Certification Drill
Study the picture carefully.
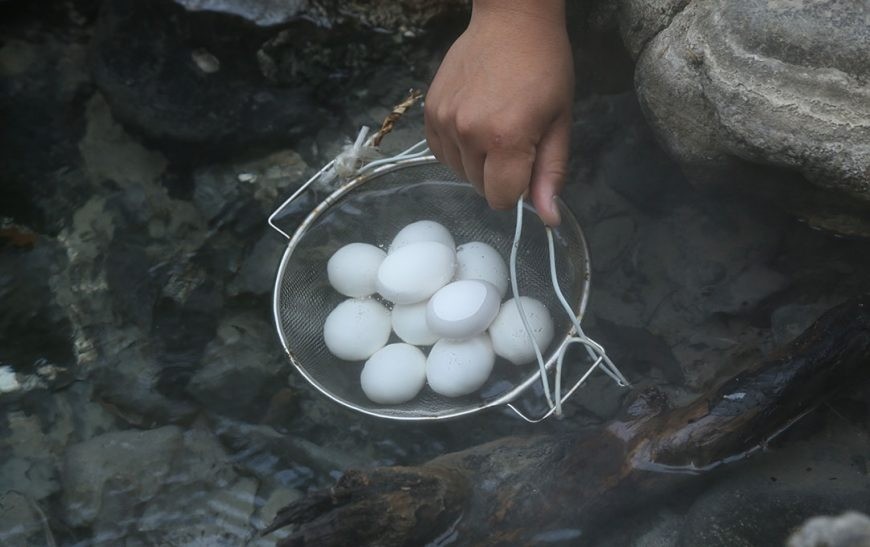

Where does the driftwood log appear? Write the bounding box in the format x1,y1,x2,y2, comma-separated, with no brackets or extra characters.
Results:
265,296,870,546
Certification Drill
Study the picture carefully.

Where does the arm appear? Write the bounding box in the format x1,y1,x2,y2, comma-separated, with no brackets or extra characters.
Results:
425,0,574,226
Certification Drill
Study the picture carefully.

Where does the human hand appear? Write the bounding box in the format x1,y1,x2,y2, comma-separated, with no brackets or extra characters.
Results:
425,0,574,226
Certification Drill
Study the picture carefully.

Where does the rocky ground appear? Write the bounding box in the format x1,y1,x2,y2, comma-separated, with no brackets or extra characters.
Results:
1,1,869,545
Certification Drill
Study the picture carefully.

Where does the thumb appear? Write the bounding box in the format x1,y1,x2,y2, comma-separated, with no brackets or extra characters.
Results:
530,116,571,226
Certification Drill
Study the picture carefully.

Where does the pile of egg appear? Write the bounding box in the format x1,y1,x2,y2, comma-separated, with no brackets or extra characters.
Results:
323,220,555,405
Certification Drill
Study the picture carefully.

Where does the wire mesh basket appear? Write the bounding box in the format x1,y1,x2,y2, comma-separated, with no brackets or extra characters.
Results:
269,154,611,421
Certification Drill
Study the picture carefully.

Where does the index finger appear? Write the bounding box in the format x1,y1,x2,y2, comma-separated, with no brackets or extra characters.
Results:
482,149,535,210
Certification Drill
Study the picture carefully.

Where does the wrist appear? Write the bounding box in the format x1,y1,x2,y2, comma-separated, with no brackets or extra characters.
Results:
471,0,566,29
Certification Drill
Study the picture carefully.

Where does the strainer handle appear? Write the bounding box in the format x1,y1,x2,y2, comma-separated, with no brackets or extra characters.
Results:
505,354,606,423
267,138,431,240
268,160,338,239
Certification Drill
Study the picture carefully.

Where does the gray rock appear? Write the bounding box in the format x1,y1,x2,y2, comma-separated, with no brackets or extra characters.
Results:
588,216,636,273
573,373,627,421
704,264,790,316
187,311,290,420
0,491,51,547
0,235,72,369
622,0,870,234
251,485,302,545
192,149,307,228
677,440,870,546
616,0,689,58
174,0,470,29
90,0,329,150
61,424,254,542
788,512,870,547
61,426,183,527
227,230,286,296
137,476,258,546
771,303,832,347
174,0,309,26
214,418,368,485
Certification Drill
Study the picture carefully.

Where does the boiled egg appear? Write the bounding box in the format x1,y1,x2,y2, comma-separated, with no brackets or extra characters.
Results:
426,334,495,397
489,297,555,365
455,241,509,297
389,220,455,252
360,343,427,404
426,280,500,339
376,241,456,304
392,301,439,346
327,243,386,298
323,298,391,361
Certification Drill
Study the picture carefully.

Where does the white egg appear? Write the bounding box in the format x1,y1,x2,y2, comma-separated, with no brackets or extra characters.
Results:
389,220,455,252
376,241,456,304
323,298,391,361
455,241,510,298
327,243,386,298
360,343,427,404
426,280,501,339
489,297,555,365
426,334,495,397
392,301,439,346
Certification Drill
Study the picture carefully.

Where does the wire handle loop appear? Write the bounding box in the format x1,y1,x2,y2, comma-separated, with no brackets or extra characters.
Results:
509,197,630,420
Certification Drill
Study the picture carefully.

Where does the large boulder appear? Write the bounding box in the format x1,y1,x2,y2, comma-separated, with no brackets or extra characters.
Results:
173,0,470,29
616,0,870,236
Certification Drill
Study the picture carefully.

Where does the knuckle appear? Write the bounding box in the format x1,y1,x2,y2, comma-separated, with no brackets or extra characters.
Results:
486,186,522,211
435,105,452,125
487,196,514,211
487,126,525,152
453,110,477,139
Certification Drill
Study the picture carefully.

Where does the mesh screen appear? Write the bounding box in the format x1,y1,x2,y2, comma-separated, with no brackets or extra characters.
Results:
275,160,589,419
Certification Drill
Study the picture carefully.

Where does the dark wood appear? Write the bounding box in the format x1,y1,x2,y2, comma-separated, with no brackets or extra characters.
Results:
266,296,870,546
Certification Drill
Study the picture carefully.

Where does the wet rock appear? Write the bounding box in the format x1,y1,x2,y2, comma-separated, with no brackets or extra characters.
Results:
596,508,685,547
0,411,61,501
615,0,689,58
0,362,74,405
588,215,636,273
254,486,302,528
174,0,309,26
61,426,183,527
0,365,20,396
771,303,832,347
251,485,302,545
61,424,255,542
0,29,92,231
79,94,168,188
788,512,870,547
0,491,49,547
704,264,789,316
49,93,223,423
174,0,470,30
0,235,73,368
0,381,118,510
261,387,301,427
226,230,286,296
574,373,628,421
137,476,258,545
90,0,329,150
677,440,870,546
626,0,870,234
214,418,368,487
187,311,289,420
192,148,307,231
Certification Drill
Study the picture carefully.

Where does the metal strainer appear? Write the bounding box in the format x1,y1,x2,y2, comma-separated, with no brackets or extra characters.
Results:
269,136,626,421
